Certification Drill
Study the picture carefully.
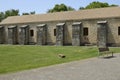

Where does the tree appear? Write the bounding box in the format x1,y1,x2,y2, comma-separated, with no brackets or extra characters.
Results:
22,11,35,15
79,7,85,10
0,9,19,22
4,9,19,18
47,4,75,13
79,1,118,10
0,9,36,22
0,12,5,22
30,11,35,14
22,13,29,15
67,6,75,11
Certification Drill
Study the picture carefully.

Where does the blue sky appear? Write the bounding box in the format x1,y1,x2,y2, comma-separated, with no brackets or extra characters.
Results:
0,0,119,15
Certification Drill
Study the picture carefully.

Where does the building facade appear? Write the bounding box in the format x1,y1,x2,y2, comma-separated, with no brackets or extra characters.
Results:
0,7,120,47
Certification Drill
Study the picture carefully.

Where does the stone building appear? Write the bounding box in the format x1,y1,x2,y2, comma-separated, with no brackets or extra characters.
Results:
0,7,120,47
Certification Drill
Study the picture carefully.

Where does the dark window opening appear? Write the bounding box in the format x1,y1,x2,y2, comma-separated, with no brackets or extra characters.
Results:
54,29,56,36
30,30,34,37
83,28,88,36
118,27,120,35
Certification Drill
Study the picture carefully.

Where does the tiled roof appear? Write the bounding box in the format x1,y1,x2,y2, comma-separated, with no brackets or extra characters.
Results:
0,7,120,25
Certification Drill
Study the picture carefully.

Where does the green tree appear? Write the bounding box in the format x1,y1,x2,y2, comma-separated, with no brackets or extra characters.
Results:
22,13,29,15
4,9,19,18
47,4,75,13
0,9,19,22
22,11,35,15
67,6,75,11
30,11,35,14
0,12,5,22
79,1,118,10
0,9,36,22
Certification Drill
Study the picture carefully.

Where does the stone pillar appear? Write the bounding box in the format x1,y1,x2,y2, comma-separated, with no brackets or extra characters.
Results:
0,26,5,44
56,23,65,46
19,25,29,45
37,24,47,45
8,26,17,44
72,22,82,46
97,21,107,48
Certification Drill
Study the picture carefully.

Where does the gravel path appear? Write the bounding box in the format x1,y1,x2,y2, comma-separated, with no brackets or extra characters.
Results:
0,53,120,80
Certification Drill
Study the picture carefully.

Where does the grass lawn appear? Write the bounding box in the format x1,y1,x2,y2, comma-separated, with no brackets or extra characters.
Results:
0,45,119,74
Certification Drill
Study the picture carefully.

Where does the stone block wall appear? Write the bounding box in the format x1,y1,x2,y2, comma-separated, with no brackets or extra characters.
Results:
1,18,120,46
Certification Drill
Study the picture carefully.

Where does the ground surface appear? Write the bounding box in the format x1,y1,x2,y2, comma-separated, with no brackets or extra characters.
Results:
0,53,120,80
0,46,97,74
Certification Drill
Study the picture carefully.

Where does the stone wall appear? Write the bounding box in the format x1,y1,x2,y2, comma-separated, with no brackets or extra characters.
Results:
1,18,120,46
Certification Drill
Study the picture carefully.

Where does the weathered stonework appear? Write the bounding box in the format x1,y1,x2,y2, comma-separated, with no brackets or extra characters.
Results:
0,26,5,44
56,23,65,46
97,21,107,48
72,22,81,46
19,25,29,45
37,24,47,45
0,7,120,46
7,26,17,44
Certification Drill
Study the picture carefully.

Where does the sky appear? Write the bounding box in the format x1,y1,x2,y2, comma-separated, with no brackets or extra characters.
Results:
0,0,120,15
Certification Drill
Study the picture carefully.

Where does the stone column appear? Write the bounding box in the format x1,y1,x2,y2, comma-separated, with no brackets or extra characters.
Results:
97,21,107,48
8,25,17,44
56,23,65,46
19,25,29,45
37,24,47,45
0,26,5,44
72,22,82,46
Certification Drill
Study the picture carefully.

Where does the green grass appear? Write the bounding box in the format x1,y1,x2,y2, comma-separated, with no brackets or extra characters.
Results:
0,45,119,74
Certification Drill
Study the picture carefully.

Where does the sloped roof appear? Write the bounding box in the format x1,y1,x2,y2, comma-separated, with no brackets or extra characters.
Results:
0,7,120,25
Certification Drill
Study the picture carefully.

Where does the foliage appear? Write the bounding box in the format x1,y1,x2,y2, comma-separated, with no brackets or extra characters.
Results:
0,46,98,74
47,4,75,13
67,6,75,11
22,11,35,15
0,12,4,22
0,10,35,22
22,13,29,15
79,1,118,10
0,9,19,22
4,9,19,18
